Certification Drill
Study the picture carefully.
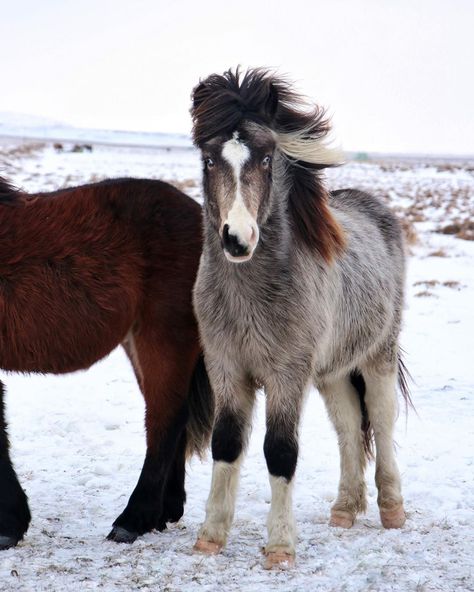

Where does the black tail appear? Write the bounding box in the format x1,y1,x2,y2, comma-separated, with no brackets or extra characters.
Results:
350,371,375,461
185,355,215,458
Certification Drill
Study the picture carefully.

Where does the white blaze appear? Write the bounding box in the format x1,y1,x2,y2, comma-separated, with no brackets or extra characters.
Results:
221,132,259,255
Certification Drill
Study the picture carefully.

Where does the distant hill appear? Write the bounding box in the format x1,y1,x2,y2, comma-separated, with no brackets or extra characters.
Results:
0,111,193,149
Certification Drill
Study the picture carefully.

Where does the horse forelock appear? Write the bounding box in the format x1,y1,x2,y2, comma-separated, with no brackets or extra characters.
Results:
191,68,342,161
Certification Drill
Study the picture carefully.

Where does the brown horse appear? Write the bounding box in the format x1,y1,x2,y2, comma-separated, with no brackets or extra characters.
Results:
0,176,213,549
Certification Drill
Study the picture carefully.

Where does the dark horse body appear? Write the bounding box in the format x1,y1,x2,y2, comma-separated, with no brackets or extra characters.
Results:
0,177,213,549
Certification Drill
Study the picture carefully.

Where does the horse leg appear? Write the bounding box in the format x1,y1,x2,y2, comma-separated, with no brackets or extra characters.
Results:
263,376,306,569
194,369,254,554
121,335,188,530
160,428,187,527
361,364,406,528
319,375,368,528
0,382,31,549
108,335,197,543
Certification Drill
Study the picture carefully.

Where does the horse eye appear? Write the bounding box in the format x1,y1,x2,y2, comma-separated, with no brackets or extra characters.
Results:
262,155,272,168
204,157,215,170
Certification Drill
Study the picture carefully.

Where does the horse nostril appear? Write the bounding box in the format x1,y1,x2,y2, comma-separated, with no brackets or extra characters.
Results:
223,224,230,243
221,224,249,258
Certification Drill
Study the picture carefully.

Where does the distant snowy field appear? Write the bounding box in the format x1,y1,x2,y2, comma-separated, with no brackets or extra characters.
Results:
0,136,473,592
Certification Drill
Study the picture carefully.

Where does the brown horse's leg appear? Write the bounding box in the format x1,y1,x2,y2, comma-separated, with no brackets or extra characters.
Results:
159,429,187,528
108,334,197,543
0,382,31,550
120,336,188,530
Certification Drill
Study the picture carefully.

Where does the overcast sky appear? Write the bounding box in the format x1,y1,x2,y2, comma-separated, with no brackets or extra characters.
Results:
1,0,473,154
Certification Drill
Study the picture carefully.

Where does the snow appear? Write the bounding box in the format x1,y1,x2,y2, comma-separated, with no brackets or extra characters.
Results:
0,139,473,591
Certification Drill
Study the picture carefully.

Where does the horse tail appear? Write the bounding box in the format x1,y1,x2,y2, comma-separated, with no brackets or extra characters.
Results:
397,350,415,414
185,354,214,459
350,371,375,461
351,353,414,462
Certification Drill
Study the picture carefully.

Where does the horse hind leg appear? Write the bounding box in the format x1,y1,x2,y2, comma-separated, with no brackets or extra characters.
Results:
319,373,369,528
361,362,406,528
0,382,31,549
159,428,187,528
108,333,197,543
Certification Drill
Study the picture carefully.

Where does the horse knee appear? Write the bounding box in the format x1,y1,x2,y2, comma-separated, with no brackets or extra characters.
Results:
264,432,298,481
211,412,245,464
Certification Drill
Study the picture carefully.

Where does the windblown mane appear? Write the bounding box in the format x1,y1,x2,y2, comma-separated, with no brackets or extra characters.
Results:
191,68,346,262
0,177,23,206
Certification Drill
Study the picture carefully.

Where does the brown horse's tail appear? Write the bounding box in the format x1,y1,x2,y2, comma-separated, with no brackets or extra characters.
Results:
185,354,214,459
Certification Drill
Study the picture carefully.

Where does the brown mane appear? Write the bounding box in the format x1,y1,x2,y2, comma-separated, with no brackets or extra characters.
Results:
191,68,346,262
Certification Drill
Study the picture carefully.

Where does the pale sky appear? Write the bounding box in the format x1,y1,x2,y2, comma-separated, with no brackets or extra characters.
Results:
1,0,473,154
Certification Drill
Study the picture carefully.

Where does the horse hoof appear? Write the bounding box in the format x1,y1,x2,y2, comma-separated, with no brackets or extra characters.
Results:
193,538,222,554
264,551,295,570
329,510,355,529
380,505,406,529
0,535,20,550
107,526,139,544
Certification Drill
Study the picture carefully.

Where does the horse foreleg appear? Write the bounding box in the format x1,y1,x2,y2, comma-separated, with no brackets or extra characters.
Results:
0,382,31,550
262,375,307,569
194,368,255,554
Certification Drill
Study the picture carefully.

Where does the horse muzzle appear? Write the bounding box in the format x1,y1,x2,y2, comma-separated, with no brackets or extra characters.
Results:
221,222,259,263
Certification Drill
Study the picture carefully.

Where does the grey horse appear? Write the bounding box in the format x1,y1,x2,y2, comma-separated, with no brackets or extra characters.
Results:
191,68,410,568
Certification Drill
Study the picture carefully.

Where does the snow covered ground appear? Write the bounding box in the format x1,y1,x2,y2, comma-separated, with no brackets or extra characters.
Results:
0,139,473,591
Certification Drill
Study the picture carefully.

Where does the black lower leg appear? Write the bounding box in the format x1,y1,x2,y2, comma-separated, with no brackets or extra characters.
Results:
263,426,298,481
160,429,187,528
0,382,31,550
108,405,188,543
211,410,245,464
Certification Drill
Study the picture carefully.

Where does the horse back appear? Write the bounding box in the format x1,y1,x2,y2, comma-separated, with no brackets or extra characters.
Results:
0,178,202,373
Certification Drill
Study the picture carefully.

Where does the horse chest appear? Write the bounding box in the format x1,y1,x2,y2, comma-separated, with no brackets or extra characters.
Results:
210,289,290,370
